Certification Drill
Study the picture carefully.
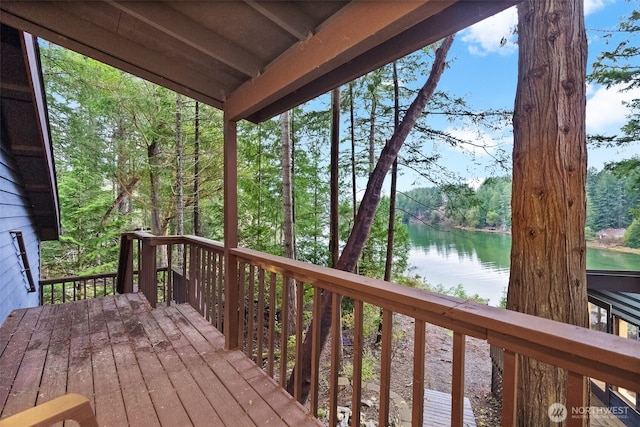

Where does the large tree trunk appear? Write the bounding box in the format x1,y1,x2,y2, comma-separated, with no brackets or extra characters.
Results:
378,62,400,344
287,35,454,403
507,1,588,425
329,86,343,368
193,101,200,236
349,83,359,274
281,110,297,333
147,140,163,236
175,93,184,237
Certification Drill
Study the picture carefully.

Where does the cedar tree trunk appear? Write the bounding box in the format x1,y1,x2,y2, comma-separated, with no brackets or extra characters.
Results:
507,0,589,425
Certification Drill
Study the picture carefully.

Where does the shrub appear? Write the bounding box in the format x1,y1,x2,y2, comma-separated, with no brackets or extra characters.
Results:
624,218,640,248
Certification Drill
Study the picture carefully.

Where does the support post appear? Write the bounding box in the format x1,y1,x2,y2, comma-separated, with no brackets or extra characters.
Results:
141,238,157,308
223,116,239,350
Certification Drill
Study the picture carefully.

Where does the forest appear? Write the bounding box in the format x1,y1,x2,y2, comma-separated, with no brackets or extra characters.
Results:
39,1,640,283
397,168,640,247
38,40,508,279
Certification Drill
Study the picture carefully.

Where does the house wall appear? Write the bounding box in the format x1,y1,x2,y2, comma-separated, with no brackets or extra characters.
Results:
0,130,41,322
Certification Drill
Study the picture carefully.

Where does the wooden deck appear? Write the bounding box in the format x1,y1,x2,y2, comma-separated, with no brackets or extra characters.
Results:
0,293,321,426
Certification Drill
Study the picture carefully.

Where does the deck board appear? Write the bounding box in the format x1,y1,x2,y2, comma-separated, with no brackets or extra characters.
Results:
423,388,476,427
0,293,321,427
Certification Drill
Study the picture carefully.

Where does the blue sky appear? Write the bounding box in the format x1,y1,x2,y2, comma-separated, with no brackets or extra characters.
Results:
390,0,639,191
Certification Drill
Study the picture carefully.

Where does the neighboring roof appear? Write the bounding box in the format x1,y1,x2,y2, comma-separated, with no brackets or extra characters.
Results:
0,1,517,124
0,24,60,240
587,270,640,326
589,290,640,327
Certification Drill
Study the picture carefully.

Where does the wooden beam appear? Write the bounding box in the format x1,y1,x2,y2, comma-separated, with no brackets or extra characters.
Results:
224,0,452,121
244,0,313,41
244,0,518,123
0,2,226,108
110,1,263,77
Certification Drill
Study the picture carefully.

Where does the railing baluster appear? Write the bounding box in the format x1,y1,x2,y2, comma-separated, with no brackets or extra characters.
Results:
206,250,213,320
309,286,322,417
329,292,340,427
567,371,586,427
257,268,265,367
501,349,518,426
451,331,466,427
211,250,216,318
166,244,172,305
293,280,304,400
280,275,290,388
267,271,276,379
217,253,224,330
188,244,197,309
379,308,393,427
237,262,246,353
412,319,426,427
247,265,255,359
351,299,364,427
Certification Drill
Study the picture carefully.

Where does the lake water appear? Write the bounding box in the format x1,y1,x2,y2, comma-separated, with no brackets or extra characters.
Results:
406,224,640,306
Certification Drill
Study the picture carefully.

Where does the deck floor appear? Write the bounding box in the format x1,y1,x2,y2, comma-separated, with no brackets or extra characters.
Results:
0,293,321,426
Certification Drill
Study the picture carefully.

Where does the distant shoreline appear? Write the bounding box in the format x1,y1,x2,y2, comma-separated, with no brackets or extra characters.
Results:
451,225,640,255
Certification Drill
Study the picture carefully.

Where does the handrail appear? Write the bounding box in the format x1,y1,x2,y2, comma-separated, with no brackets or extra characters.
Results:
122,233,640,426
231,247,639,390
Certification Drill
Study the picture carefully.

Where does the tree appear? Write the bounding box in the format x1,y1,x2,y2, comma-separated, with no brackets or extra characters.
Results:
287,34,455,404
281,110,297,332
589,6,640,146
507,0,589,425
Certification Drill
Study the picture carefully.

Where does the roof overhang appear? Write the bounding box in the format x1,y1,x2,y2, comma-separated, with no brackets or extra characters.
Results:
0,1,517,124
1,24,60,240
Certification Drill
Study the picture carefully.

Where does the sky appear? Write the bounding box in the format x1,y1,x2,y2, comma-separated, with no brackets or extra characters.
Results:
390,0,639,192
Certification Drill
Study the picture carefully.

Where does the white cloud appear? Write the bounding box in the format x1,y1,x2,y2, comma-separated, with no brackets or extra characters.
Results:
584,0,611,16
446,128,503,156
586,83,640,135
460,6,517,57
461,0,611,56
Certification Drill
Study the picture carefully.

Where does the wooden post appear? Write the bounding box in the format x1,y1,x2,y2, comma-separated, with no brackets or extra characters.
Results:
141,238,157,308
567,371,587,427
451,331,466,426
116,233,133,294
501,350,518,426
223,117,239,350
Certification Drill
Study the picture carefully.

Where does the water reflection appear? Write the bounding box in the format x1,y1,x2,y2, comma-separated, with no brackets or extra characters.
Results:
406,224,640,307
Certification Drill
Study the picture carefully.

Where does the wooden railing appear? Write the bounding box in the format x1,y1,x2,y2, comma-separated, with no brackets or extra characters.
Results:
120,233,640,427
40,272,119,305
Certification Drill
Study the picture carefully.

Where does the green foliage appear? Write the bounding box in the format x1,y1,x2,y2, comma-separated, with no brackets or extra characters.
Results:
429,283,490,305
341,349,377,382
589,7,640,147
586,165,640,231
342,302,381,339
624,218,640,248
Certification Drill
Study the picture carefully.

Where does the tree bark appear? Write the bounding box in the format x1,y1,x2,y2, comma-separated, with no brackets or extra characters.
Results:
329,86,343,367
281,110,297,333
507,0,588,425
349,83,359,274
175,93,184,237
193,101,200,236
286,35,454,403
378,61,400,344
